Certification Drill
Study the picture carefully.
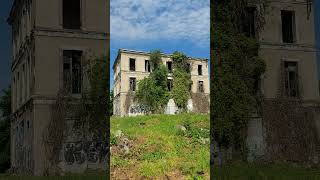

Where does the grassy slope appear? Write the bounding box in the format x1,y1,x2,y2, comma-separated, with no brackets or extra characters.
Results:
110,113,210,179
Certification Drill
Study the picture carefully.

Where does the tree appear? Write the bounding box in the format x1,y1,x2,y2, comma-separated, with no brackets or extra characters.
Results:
171,51,192,111
0,87,11,172
78,55,109,139
150,50,162,70
211,0,267,158
0,88,11,117
110,90,114,116
136,51,169,114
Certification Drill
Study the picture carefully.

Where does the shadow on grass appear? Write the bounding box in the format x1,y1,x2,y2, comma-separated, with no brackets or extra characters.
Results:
212,162,320,180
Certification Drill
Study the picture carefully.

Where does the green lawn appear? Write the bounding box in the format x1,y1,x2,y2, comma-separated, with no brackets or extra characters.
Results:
110,113,210,179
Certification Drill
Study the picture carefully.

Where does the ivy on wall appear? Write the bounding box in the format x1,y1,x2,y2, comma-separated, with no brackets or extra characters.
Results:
171,51,192,111
211,0,267,157
136,50,169,114
136,50,194,114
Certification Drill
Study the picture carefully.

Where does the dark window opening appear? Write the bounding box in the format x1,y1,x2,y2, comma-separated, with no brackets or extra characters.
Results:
187,63,191,72
63,50,82,94
129,77,136,91
63,0,81,29
242,7,256,38
253,77,261,95
198,65,203,75
27,120,30,129
129,58,136,71
198,81,204,93
167,61,172,73
281,10,295,43
284,61,299,97
167,79,173,91
145,60,151,72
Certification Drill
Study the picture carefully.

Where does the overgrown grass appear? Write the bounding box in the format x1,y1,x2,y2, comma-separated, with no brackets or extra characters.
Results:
0,175,108,180
110,113,210,179
213,162,320,180
0,170,107,180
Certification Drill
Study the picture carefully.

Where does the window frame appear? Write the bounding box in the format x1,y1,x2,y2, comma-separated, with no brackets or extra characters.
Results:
129,77,136,92
284,61,299,97
62,0,82,30
281,10,296,44
63,50,83,94
145,60,151,72
198,81,204,93
129,58,136,71
198,65,203,76
166,61,173,73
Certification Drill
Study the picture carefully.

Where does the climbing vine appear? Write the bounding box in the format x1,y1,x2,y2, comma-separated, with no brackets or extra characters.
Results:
43,54,109,175
211,0,268,158
171,51,192,111
136,50,169,114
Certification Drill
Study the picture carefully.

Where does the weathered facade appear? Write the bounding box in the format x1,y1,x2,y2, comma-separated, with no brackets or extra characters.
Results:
8,0,109,175
246,0,320,163
113,49,210,117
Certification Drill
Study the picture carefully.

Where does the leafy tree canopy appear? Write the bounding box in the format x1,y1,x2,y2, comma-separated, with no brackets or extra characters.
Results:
0,87,11,172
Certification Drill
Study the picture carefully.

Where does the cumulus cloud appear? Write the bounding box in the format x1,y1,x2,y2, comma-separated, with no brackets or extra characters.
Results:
110,0,210,46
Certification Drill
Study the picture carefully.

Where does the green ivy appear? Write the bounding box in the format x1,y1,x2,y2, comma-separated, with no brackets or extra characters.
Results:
171,51,192,111
212,0,267,153
0,88,11,172
136,51,169,114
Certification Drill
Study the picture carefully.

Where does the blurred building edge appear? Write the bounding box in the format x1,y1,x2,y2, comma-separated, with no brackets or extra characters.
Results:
112,49,210,117
243,0,320,164
8,0,109,175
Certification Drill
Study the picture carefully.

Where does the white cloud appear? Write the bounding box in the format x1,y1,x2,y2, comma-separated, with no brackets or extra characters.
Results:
110,0,210,46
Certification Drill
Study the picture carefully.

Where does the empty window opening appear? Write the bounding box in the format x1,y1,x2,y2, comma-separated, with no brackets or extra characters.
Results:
242,7,256,38
129,77,136,91
167,79,173,91
167,61,173,73
253,77,261,95
187,63,191,72
198,81,204,93
284,61,299,97
198,65,203,75
63,50,82,94
63,0,81,29
129,58,136,71
281,10,296,43
145,60,151,72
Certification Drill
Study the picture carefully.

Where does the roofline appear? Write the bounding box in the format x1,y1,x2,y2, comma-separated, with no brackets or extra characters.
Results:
112,48,209,70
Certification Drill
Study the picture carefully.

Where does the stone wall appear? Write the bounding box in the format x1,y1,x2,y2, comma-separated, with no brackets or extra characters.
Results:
262,98,320,164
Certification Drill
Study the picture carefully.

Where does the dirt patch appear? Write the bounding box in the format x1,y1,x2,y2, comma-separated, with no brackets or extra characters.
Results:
111,167,138,180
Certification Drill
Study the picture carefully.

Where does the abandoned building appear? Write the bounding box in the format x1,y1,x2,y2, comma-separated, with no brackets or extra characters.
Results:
112,49,210,117
243,0,320,163
8,0,109,175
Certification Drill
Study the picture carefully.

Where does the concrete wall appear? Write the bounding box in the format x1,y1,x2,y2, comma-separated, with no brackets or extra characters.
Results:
113,50,210,116
247,0,320,162
35,0,109,33
259,1,319,100
34,35,108,96
10,0,109,175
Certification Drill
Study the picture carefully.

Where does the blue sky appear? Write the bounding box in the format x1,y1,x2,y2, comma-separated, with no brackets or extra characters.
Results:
110,0,210,87
0,1,13,94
